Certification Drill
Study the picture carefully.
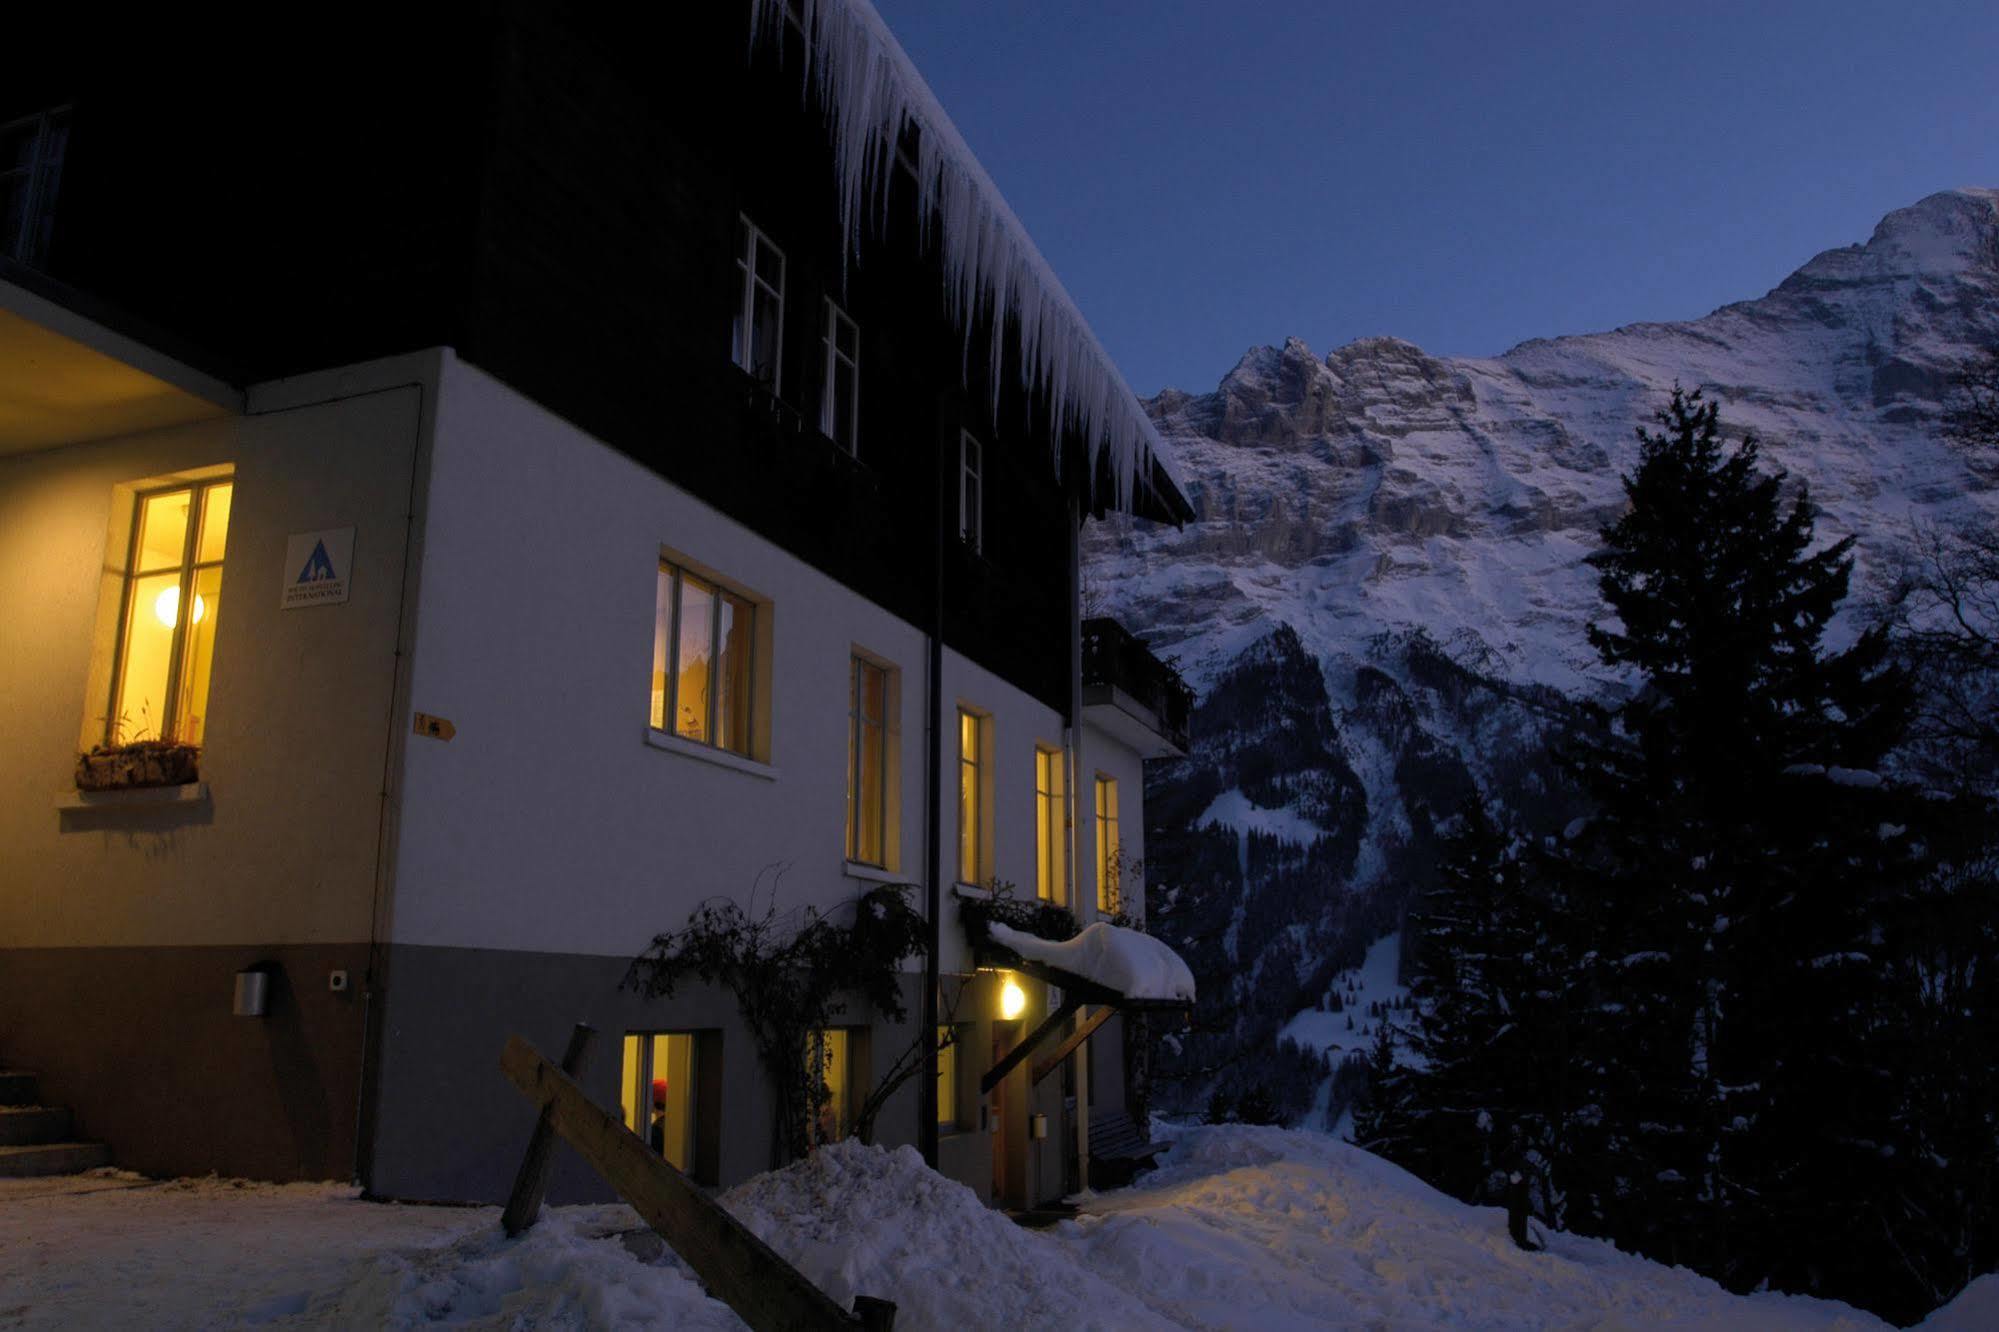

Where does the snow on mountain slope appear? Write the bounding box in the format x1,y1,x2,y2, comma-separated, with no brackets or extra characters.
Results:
1095,188,1999,698
1094,189,1999,1116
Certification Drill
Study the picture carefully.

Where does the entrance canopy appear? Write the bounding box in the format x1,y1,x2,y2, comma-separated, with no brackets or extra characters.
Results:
975,921,1194,1094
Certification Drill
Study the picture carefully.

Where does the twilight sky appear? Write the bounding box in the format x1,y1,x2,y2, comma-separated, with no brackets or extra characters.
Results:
870,0,1999,397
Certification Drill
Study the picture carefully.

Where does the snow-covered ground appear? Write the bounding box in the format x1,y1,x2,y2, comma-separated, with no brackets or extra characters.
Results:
10,1124,1985,1330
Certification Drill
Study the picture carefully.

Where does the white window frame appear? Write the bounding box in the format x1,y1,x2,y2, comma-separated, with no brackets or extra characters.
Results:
653,559,757,758
847,654,892,868
733,216,785,392
1095,774,1121,915
959,430,983,552
1034,744,1066,903
821,299,860,454
104,476,233,747
957,706,988,886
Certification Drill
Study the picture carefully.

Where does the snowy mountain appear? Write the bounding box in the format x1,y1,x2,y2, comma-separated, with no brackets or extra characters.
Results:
1093,188,1999,1116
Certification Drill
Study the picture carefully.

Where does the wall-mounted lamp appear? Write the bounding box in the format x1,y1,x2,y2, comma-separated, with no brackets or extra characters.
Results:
999,974,1027,1021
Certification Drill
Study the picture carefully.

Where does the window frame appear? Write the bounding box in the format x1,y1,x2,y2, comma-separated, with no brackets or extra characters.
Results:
652,558,757,759
732,215,786,392
959,430,983,552
956,706,990,886
820,298,860,454
1095,774,1121,915
1034,744,1066,903
846,653,892,868
0,105,71,267
104,476,232,747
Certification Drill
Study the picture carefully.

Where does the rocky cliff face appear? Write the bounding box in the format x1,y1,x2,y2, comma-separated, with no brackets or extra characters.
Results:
1094,189,1999,1118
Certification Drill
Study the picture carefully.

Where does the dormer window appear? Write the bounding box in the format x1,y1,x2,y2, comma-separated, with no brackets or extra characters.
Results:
959,430,983,551
732,217,785,391
1,106,71,268
821,300,859,454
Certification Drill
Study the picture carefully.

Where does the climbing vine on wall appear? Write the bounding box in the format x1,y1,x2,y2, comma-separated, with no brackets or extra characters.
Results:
626,873,927,1165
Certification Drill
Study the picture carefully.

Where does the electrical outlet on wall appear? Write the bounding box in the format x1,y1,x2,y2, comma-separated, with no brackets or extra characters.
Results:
328,969,350,993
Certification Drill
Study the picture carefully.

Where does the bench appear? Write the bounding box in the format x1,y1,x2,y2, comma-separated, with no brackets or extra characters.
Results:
1088,1110,1169,1190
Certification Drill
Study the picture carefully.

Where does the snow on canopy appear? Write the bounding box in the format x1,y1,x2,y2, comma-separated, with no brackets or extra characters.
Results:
749,0,1182,514
988,920,1197,1002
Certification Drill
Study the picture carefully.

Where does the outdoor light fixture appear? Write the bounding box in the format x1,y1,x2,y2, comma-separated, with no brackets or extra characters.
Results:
154,585,207,627
999,974,1026,1021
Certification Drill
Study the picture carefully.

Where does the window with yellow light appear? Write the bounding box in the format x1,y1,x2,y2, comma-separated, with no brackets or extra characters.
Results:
104,478,232,747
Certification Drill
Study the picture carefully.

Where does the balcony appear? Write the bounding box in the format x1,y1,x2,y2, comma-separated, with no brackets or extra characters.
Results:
1081,617,1192,758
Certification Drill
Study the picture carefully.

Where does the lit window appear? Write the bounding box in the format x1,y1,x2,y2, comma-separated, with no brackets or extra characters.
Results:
936,1025,960,1130
1095,775,1121,914
821,300,859,454
620,1031,703,1178
959,431,982,551
957,708,989,885
106,479,233,747
1035,746,1066,903
1,105,70,267
651,560,755,756
847,655,891,866
806,1028,852,1146
732,217,785,390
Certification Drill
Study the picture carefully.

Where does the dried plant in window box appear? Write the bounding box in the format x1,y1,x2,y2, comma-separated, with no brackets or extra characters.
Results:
75,739,201,792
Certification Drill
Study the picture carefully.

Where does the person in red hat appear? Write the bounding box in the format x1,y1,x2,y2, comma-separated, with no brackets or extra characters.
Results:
647,1076,668,1156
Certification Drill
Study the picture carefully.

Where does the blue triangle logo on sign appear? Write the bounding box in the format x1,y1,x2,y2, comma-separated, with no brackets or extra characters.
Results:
297,540,338,584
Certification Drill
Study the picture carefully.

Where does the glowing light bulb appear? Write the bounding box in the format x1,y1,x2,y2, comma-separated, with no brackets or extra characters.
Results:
153,586,207,627
999,975,1027,1021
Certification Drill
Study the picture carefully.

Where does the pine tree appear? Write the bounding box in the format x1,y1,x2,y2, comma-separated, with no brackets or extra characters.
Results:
1567,387,1910,1285
1391,805,1575,1218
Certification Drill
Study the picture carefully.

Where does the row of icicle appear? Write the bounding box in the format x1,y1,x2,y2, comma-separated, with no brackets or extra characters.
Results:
749,0,1179,513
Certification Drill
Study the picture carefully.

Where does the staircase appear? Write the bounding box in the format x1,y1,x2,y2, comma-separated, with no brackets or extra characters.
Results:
0,1069,112,1177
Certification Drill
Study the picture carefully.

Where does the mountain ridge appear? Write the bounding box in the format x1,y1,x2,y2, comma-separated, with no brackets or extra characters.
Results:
1094,187,1999,1118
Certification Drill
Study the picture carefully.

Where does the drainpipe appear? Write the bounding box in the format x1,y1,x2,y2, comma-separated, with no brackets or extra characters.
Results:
1065,495,1091,1192
918,412,946,1168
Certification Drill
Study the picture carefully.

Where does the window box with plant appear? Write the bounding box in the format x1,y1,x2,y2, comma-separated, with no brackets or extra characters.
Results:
77,479,232,792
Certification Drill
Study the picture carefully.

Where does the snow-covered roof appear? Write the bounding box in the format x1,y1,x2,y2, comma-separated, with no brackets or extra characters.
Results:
750,0,1186,518
988,920,1197,1003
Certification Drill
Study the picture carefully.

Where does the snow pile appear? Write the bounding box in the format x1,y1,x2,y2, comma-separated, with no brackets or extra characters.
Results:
11,1134,1997,1328
1063,1124,1891,1330
749,0,1177,513
722,1139,1171,1329
301,1203,736,1328
988,920,1198,1002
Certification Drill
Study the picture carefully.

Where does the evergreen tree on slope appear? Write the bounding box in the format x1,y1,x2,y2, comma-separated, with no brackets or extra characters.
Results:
1567,387,1908,1286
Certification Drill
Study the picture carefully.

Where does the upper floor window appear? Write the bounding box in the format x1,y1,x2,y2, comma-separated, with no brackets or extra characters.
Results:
1095,775,1121,914
957,707,990,885
652,559,755,756
847,654,892,867
106,479,233,747
732,217,785,391
959,431,983,551
821,300,859,454
1034,745,1066,903
1,106,70,268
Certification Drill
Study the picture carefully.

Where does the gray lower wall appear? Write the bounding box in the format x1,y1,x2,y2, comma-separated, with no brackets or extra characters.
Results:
364,943,1123,1208
0,943,370,1181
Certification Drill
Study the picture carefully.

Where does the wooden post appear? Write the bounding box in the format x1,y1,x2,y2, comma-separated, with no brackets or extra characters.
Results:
1030,1004,1117,1085
501,1034,890,1331
502,1022,596,1237
980,996,1081,1095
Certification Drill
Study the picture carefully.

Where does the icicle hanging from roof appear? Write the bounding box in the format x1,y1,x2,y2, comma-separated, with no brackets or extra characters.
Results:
749,0,1182,513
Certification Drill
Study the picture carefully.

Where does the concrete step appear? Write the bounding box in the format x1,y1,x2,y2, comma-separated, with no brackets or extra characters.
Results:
0,1105,72,1146
0,1071,37,1106
0,1142,112,1178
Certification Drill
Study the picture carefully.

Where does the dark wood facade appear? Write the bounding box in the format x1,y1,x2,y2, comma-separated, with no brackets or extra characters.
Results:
6,5,1179,714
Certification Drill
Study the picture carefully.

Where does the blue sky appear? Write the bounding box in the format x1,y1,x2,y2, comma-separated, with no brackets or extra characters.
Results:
870,1,1999,396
